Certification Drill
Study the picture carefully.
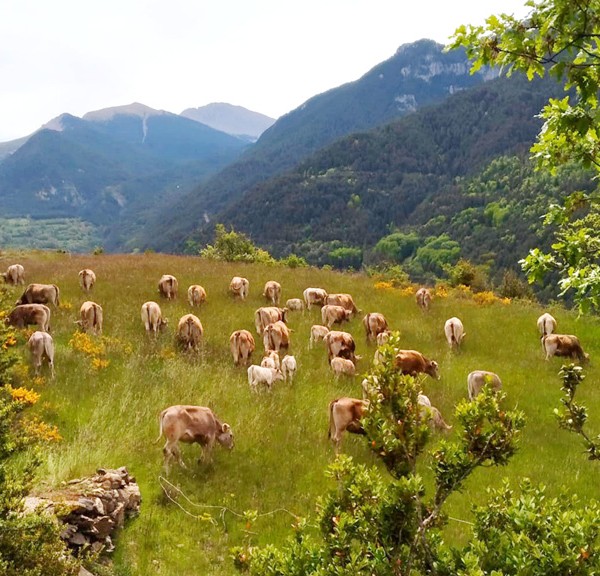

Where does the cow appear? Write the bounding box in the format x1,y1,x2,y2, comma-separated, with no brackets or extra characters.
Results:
324,330,359,364
326,293,360,316
188,285,207,307
467,370,502,400
27,331,55,377
330,357,356,377
16,283,60,308
1,264,25,285
263,321,291,353
141,301,167,337
254,306,288,335
328,397,368,452
417,394,452,431
303,287,328,309
309,325,330,348
158,274,178,300
247,364,284,392
376,330,391,346
176,314,203,352
543,334,589,364
260,350,280,370
321,304,352,328
537,313,557,338
157,405,234,473
444,317,466,349
230,276,250,300
76,301,103,335
394,350,439,379
363,313,389,341
263,281,282,305
78,269,96,292
416,288,432,311
230,329,255,366
281,355,297,383
7,304,51,332
285,298,305,313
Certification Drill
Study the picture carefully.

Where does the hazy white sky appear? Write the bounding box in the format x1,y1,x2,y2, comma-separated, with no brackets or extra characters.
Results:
0,0,529,142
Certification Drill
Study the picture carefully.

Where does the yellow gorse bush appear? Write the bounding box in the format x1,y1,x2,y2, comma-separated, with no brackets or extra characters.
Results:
22,416,62,442
374,281,394,291
91,357,110,371
473,291,511,306
69,332,105,356
7,385,40,405
399,286,417,297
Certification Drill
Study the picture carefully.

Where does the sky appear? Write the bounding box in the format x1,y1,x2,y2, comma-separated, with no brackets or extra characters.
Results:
0,0,529,142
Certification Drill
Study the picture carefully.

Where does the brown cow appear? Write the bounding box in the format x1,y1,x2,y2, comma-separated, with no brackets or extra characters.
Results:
254,306,288,335
141,301,167,336
7,304,51,332
78,269,96,292
444,317,465,349
326,293,360,316
467,370,502,400
158,274,178,300
394,349,439,379
263,281,282,305
363,313,389,341
176,314,203,351
321,304,352,328
543,334,589,364
16,283,60,308
328,397,368,452
188,285,207,307
76,301,103,335
263,321,291,352
324,330,359,364
303,287,328,309
27,331,55,377
157,405,234,473
1,264,25,285
230,329,255,366
415,288,432,311
230,276,250,300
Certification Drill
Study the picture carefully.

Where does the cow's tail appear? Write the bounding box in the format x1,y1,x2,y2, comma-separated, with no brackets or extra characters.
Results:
43,334,53,361
53,285,60,307
450,322,457,346
327,399,337,440
155,410,166,443
363,314,370,338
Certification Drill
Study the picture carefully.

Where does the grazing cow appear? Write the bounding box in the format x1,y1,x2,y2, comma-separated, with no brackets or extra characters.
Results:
261,350,280,370
158,274,178,300
326,293,360,316
229,330,255,366
76,301,103,335
27,331,55,377
330,357,356,377
141,301,167,336
321,304,352,328
1,264,25,285
263,321,291,353
324,330,359,364
263,281,282,305
363,313,389,341
247,364,284,391
394,350,439,379
537,313,557,337
376,330,391,346
285,298,305,313
467,370,502,400
176,314,203,351
187,285,207,307
417,394,452,431
7,304,51,332
16,283,60,308
444,317,466,349
157,405,234,472
303,287,328,309
230,276,250,300
254,306,288,335
543,334,589,364
78,269,96,292
328,397,368,452
416,288,432,311
310,325,330,348
281,355,297,383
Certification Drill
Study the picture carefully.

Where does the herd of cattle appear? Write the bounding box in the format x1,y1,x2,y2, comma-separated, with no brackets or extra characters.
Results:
1,264,592,470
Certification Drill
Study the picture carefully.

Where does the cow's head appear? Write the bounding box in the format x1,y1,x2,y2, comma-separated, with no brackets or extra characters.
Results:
218,423,234,449
427,361,440,380
274,368,285,382
160,318,168,331
281,307,289,323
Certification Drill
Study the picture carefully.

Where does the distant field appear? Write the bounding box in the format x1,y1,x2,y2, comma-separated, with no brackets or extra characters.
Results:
2,251,600,576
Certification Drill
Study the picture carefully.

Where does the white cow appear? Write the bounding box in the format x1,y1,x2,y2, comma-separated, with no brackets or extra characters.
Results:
141,301,167,337
78,269,96,292
27,331,55,377
247,365,284,391
444,317,465,349
330,357,356,377
537,313,557,337
467,370,502,400
260,350,280,370
309,325,329,348
281,355,297,383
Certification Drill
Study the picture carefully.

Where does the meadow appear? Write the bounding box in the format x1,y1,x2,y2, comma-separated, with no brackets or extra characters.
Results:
3,250,600,576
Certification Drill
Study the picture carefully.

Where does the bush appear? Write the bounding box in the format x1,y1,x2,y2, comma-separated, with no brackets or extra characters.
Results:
280,253,308,268
444,258,489,292
200,224,275,264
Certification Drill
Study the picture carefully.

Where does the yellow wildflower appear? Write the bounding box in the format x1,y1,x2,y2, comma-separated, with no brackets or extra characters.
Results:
7,385,40,405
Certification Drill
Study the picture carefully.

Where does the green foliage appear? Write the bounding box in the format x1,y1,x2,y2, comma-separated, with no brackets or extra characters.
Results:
443,259,488,292
327,246,362,270
279,253,308,269
364,264,411,288
412,235,461,278
200,223,276,264
498,269,534,300
373,232,420,263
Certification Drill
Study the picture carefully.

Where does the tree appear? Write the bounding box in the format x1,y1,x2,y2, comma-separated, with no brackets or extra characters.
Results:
200,223,275,264
449,0,600,312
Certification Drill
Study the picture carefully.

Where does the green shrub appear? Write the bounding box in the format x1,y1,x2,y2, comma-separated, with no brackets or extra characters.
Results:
200,224,275,264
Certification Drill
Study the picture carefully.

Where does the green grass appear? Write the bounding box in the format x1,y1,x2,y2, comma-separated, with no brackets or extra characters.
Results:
3,251,600,575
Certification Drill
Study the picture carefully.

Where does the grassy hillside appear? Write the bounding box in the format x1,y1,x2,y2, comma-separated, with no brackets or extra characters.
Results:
3,251,600,575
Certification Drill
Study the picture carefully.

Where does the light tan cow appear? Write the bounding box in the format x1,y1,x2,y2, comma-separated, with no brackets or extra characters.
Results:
176,314,203,351
376,330,391,346
157,405,234,473
537,313,557,337
263,321,291,352
328,397,368,452
363,313,389,341
1,264,25,285
417,394,452,431
188,285,207,307
263,281,282,305
141,301,167,336
394,350,439,379
7,304,51,332
260,350,280,370
285,298,305,313
76,301,103,335
326,293,360,316
230,329,255,366
27,331,55,377
16,283,60,308
303,287,328,309
467,370,502,400
416,288,432,311
230,276,250,300
78,269,96,292
158,274,178,300
321,304,352,328
324,330,359,364
309,325,330,348
254,306,288,335
543,334,589,364
330,357,356,377
444,317,465,349
281,355,297,383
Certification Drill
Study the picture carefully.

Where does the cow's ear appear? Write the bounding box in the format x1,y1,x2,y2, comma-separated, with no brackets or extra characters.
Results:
222,423,231,433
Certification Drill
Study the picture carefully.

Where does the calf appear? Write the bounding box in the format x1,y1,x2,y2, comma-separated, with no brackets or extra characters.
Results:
230,276,250,300
328,397,368,452
310,325,330,348
417,394,452,431
78,269,96,292
7,304,51,332
188,285,207,307
321,304,352,328
303,287,328,309
281,355,297,383
263,321,291,352
260,350,280,370
330,356,356,377
363,313,388,341
415,288,432,311
543,334,589,364
247,364,284,391
230,329,255,366
1,264,25,285
394,350,439,379
16,283,60,308
444,317,465,349
263,281,282,305
141,301,167,337
158,274,178,300
27,331,55,377
467,370,502,400
176,314,203,351
285,298,304,313
76,301,103,335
